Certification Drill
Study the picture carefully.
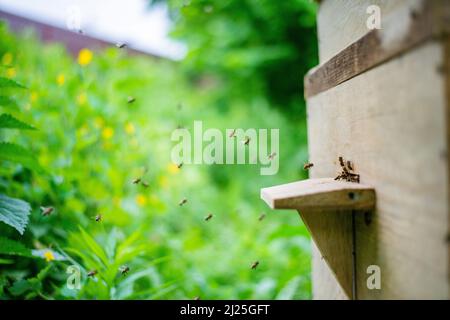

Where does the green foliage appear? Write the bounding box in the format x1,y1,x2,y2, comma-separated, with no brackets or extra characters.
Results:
0,0,316,299
0,236,32,257
0,192,31,235
0,114,36,130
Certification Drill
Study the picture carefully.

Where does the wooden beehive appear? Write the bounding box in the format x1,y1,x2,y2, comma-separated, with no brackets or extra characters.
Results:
262,0,450,299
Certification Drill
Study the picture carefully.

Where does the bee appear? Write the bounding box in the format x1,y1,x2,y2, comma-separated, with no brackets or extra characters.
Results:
127,96,136,104
40,206,54,216
251,261,259,270
141,181,149,188
229,129,236,138
119,265,130,276
132,177,141,184
258,213,266,221
303,162,314,170
116,42,127,49
347,160,354,171
177,162,183,169
176,125,185,130
268,152,277,160
204,213,213,221
179,198,188,206
193,296,200,301
243,136,251,145
338,156,345,168
87,270,98,277
77,29,84,34
95,214,102,222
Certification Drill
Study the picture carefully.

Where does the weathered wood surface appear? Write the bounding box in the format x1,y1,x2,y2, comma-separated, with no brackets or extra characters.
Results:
306,0,450,98
261,178,375,211
307,41,449,299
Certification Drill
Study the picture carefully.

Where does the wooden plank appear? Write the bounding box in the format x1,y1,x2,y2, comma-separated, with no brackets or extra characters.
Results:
261,178,375,211
306,0,450,98
317,0,420,62
311,241,349,300
307,41,448,299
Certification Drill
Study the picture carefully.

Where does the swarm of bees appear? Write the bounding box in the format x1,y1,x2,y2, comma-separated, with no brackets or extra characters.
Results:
204,213,213,221
251,261,259,270
119,265,130,276
87,270,98,278
334,156,360,183
268,152,277,160
258,213,266,221
303,162,314,170
127,96,136,104
179,198,188,206
40,206,54,216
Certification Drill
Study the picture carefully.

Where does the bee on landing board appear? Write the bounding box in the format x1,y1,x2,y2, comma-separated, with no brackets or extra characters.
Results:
40,206,54,216
119,265,130,276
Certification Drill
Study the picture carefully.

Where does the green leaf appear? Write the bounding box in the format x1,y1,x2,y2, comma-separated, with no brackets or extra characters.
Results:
0,142,43,172
78,226,109,267
0,114,36,130
0,193,31,235
0,236,32,256
0,77,26,89
0,96,19,110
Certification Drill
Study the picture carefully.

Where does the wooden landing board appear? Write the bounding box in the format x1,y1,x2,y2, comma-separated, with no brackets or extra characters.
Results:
261,178,375,211
307,40,449,299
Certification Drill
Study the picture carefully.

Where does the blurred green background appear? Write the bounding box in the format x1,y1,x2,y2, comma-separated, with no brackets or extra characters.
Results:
0,0,318,299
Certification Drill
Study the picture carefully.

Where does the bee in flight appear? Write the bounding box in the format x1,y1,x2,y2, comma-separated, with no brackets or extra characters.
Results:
87,270,98,278
251,261,259,270
119,265,130,276
127,96,136,104
268,152,277,160
258,213,266,221
177,162,183,169
132,177,141,184
116,42,127,49
243,136,251,145
204,213,213,221
94,214,102,222
229,129,236,138
179,198,188,206
40,206,54,216
303,162,314,170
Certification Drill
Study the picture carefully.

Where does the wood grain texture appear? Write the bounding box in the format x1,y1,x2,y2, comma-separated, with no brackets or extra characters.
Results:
261,178,375,211
306,0,450,98
307,41,448,299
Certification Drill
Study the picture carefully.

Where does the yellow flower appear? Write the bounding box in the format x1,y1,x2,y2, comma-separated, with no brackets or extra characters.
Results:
78,48,93,66
30,91,39,102
43,250,55,262
102,127,114,140
125,122,135,135
77,92,87,105
56,73,65,86
6,67,16,78
135,194,147,206
167,163,180,174
2,52,13,65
